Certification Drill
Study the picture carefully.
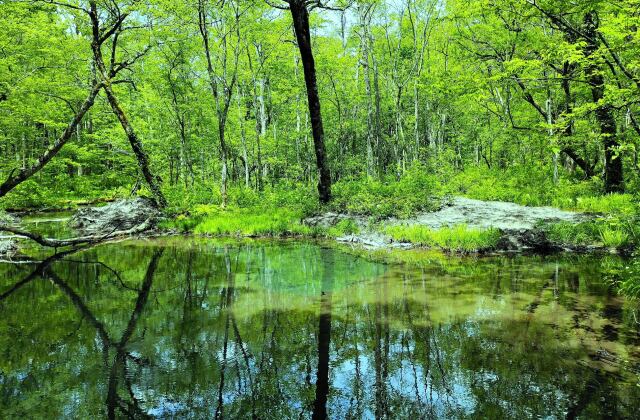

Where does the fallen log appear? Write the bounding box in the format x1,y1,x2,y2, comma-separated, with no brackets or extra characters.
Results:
0,218,153,249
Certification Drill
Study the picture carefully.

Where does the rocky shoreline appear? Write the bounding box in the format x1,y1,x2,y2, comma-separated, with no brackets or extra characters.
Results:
305,197,604,253
0,196,617,258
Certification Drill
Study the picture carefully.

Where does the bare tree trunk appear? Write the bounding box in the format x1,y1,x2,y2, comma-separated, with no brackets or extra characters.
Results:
289,0,332,204
198,0,240,208
359,5,376,178
546,93,558,184
238,86,250,188
584,11,624,193
87,1,166,208
292,51,308,178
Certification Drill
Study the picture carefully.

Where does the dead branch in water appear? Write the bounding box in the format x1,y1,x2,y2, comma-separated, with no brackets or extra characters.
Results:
0,218,153,249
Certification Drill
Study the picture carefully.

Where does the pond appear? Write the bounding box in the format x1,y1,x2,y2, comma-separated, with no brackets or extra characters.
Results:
1,236,639,418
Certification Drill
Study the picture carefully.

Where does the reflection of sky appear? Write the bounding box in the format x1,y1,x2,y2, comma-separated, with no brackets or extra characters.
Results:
331,331,477,418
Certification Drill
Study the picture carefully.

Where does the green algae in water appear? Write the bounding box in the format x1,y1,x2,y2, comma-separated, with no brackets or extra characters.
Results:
1,238,639,418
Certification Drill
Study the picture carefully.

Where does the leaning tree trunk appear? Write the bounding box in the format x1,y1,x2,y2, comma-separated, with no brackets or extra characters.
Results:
584,11,624,193
289,1,332,204
102,84,168,208
87,0,167,208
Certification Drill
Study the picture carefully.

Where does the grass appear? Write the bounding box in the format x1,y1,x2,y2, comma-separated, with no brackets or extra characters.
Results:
571,194,636,215
545,218,637,249
161,166,444,221
599,228,630,248
545,222,599,246
447,166,638,213
328,165,443,219
176,207,314,237
161,205,363,239
385,224,501,252
326,218,360,237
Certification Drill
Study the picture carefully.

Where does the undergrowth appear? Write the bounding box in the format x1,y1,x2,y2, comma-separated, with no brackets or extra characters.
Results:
447,166,637,214
162,205,363,239
385,224,501,252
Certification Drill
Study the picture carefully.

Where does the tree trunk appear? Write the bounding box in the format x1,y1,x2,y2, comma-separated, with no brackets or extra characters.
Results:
238,86,250,188
289,1,332,204
584,11,624,193
102,84,167,208
87,1,166,208
360,9,376,178
198,0,240,208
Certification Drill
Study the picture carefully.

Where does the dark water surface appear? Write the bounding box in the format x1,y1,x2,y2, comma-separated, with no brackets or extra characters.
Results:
1,236,640,419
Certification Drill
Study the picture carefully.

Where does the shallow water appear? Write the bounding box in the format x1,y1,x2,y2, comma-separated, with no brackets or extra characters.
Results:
1,236,639,419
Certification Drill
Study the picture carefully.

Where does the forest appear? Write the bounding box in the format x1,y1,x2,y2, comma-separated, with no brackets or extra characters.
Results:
1,0,640,418
1,0,638,209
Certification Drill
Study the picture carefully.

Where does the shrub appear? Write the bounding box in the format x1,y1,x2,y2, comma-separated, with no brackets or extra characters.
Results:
573,194,636,215
327,218,360,237
330,165,442,219
546,217,636,249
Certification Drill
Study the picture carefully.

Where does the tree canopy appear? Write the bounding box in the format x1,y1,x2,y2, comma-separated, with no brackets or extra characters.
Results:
1,0,639,209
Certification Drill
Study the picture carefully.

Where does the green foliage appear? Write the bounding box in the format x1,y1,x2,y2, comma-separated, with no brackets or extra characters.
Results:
545,222,600,246
599,228,630,248
190,207,312,237
326,218,360,237
602,252,640,299
572,194,636,215
0,180,59,210
546,216,638,249
330,168,442,219
447,166,612,209
385,224,501,252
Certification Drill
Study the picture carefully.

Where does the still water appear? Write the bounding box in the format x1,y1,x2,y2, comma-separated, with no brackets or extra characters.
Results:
1,237,639,419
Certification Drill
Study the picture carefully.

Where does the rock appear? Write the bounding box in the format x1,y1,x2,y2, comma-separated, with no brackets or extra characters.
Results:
408,197,588,230
303,212,352,228
0,237,17,258
0,211,19,258
336,233,408,250
305,197,597,254
69,198,161,236
496,229,561,253
0,211,18,226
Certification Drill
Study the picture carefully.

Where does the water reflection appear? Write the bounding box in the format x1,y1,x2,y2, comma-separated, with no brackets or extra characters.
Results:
1,239,639,418
312,249,333,420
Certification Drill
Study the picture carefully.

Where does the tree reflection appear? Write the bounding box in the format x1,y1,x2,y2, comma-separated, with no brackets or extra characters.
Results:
312,249,333,420
1,243,639,418
45,250,163,419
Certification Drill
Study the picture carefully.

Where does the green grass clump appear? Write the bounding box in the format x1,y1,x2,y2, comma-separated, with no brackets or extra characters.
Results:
572,194,636,216
385,224,501,252
545,218,636,249
326,218,360,237
601,252,640,299
192,207,313,237
447,166,639,218
599,228,629,248
545,222,599,246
